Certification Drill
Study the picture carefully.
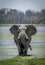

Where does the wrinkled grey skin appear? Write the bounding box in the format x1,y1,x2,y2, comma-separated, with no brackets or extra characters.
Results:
10,24,37,56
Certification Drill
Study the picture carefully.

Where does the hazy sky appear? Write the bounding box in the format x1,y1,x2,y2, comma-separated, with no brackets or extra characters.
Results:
0,0,45,12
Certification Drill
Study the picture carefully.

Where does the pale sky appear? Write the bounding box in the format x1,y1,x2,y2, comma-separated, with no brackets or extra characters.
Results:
0,0,45,12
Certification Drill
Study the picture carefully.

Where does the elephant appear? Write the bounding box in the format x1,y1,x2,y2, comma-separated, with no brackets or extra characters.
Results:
10,24,37,56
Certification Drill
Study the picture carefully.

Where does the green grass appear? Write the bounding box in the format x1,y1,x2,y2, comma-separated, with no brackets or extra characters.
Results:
0,56,45,65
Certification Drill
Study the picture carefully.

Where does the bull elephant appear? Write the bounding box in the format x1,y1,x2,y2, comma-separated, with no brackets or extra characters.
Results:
10,24,37,56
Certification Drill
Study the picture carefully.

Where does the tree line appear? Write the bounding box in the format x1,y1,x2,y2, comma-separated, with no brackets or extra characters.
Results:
0,8,45,24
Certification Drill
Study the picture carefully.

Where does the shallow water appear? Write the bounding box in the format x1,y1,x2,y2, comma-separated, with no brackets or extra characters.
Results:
0,45,45,60
0,26,45,59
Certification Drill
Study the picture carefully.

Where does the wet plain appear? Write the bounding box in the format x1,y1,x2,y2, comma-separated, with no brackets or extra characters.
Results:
0,24,45,60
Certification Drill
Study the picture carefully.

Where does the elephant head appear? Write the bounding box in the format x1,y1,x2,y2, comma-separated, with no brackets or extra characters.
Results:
10,24,37,56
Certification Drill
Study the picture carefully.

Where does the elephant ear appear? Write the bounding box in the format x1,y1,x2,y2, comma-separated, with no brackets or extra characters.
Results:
26,25,37,38
10,25,20,38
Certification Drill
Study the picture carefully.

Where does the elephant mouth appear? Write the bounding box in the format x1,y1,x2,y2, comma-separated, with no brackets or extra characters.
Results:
19,42,24,49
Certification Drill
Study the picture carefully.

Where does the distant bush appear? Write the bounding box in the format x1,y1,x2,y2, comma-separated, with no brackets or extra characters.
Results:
0,8,45,24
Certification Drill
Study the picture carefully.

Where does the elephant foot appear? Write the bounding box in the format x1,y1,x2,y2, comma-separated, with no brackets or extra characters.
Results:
19,50,27,56
19,54,27,56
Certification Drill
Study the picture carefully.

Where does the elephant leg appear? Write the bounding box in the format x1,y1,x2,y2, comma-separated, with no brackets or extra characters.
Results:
19,43,27,56
19,48,23,55
14,37,21,55
19,43,24,55
23,50,27,56
19,49,27,56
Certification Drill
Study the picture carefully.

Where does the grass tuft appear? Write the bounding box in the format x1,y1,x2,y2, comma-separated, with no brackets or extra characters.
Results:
0,56,45,65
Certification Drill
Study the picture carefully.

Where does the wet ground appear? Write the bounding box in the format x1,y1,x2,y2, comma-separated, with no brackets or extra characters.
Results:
0,25,45,60
0,45,45,60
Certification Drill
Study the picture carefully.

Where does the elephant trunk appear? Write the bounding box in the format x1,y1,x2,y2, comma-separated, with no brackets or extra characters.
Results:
18,34,29,56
